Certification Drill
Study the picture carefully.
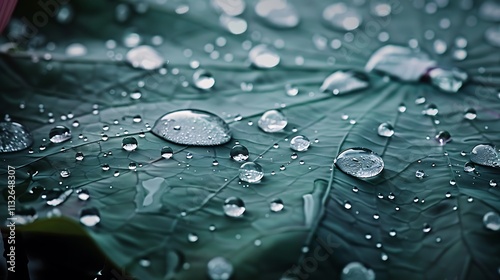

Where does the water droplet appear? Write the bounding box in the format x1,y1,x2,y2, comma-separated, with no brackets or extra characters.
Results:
56,4,74,24
77,188,90,201
230,145,249,161
258,110,287,132
255,0,300,29
344,201,352,210
377,122,394,137
423,223,432,233
45,189,73,207
219,14,248,35
223,197,245,217
211,0,245,16
370,1,392,17
187,233,199,242
428,68,468,93
139,259,151,268
433,39,448,55
464,161,475,172
270,198,284,212
366,45,436,82
463,108,477,120
485,26,500,47
435,131,451,145
320,70,369,95
415,170,425,178
423,104,439,116
160,146,174,159
285,84,299,96
381,253,388,261
249,44,280,68
335,148,384,178
341,262,375,280
60,169,71,178
193,69,215,90
398,104,407,113
0,121,33,153
80,207,101,227
122,137,138,151
389,229,397,237
290,135,310,152
49,125,71,143
126,45,164,70
490,180,497,187
479,1,500,22
186,152,193,159
470,144,499,168
323,3,362,31
207,256,233,280
239,162,264,183
483,212,500,231
152,109,232,146
102,164,110,171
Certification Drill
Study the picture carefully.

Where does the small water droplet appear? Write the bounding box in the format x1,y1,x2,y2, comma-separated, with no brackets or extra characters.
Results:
49,125,71,143
101,164,110,171
258,110,287,133
249,44,280,68
186,152,193,159
435,131,451,145
152,109,232,146
65,43,87,57
320,70,369,95
470,144,499,168
483,212,500,231
193,69,216,90
219,14,248,35
77,188,90,201
464,161,475,172
335,148,384,178
377,122,394,137
0,122,33,153
161,146,174,159
230,145,249,161
323,3,362,31
44,189,73,207
207,256,233,280
60,169,71,178
255,0,300,28
122,137,138,151
211,0,245,16
344,201,352,210
285,84,299,96
389,229,397,237
223,197,245,217
187,233,199,243
464,108,477,120
423,104,439,116
239,162,264,183
423,223,432,233
490,180,497,187
415,170,425,179
290,135,310,152
126,45,164,70
370,1,392,17
80,207,101,227
270,198,284,212
381,253,388,261
56,4,74,24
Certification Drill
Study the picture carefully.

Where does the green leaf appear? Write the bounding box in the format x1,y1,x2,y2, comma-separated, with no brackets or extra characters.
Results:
1,0,499,279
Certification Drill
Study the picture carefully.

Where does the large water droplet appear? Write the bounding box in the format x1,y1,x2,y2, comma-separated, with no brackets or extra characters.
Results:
366,45,437,82
239,162,264,183
335,148,384,178
219,14,248,35
483,212,500,231
223,197,246,217
255,0,300,29
479,1,500,22
49,125,71,143
0,121,33,153
152,109,232,146
207,256,233,280
193,69,215,90
428,68,468,93
161,146,174,159
322,3,362,31
258,110,287,132
44,189,73,207
341,262,375,280
270,198,284,212
320,71,370,95
230,144,249,161
470,144,499,168
126,45,164,70
80,207,101,227
211,0,245,16
249,44,280,68
485,26,500,47
435,131,451,145
290,135,310,152
377,122,394,137
122,137,138,151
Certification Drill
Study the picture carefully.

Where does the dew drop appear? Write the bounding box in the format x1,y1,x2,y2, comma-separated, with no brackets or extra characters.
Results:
255,0,300,29
258,110,287,133
79,207,101,227
415,170,425,179
490,180,497,187
211,0,245,16
77,188,90,201
249,44,280,68
0,121,33,153
377,122,394,137
423,104,439,116
370,1,392,17
187,233,199,243
223,197,245,217
285,84,299,96
65,43,87,57
230,145,249,161
423,223,432,233
219,14,248,35
122,137,138,151
435,131,451,145
49,125,71,143
130,90,142,100
428,68,468,93
335,148,384,178
323,3,362,31
290,135,310,152
239,162,264,183
126,45,164,70
161,146,174,159
483,212,500,231
193,69,216,90
60,169,71,178
470,144,499,168
341,262,375,280
44,189,73,207
270,198,284,212
344,201,352,210
464,161,475,172
207,256,233,280
464,108,477,120
320,70,369,95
